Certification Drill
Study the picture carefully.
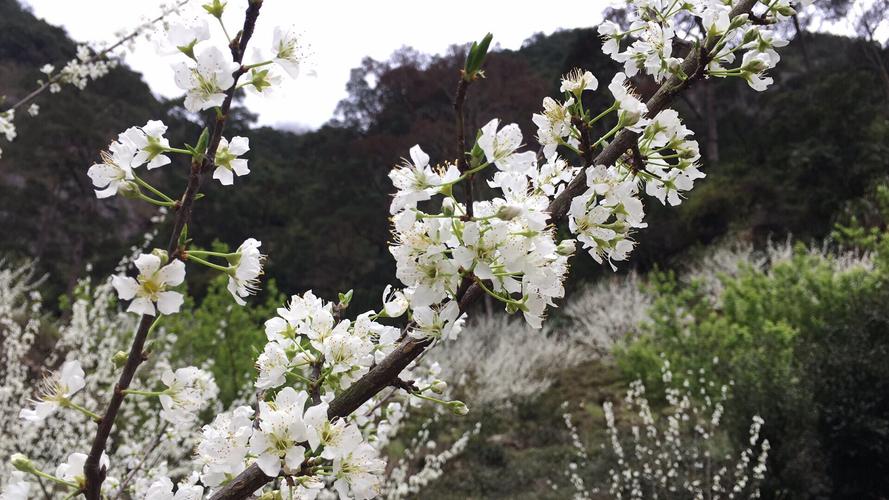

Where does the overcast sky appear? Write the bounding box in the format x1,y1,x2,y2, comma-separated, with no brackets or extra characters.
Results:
21,0,609,130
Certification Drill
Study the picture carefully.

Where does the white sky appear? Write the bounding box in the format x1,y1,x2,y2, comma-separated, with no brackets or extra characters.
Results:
21,0,609,130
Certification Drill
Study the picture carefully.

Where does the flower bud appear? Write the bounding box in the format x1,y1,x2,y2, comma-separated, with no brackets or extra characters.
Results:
151,248,170,266
112,351,128,368
10,454,34,473
729,14,750,31
117,181,141,199
430,380,447,394
741,27,759,45
448,400,469,416
441,197,456,217
495,205,522,221
556,239,577,256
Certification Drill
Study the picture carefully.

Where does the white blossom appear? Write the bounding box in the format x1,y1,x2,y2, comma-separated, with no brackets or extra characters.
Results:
158,366,218,425
248,387,309,477
226,237,264,304
213,136,250,185
111,253,185,316
19,360,86,422
173,43,238,112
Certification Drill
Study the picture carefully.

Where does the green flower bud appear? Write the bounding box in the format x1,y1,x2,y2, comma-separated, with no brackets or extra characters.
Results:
112,351,128,368
10,453,35,473
495,205,522,221
118,181,141,199
151,248,170,266
430,380,447,394
448,400,469,416
556,239,577,256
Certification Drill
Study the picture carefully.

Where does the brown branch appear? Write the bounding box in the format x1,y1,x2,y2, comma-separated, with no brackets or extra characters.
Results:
82,2,264,498
454,77,473,217
210,1,759,498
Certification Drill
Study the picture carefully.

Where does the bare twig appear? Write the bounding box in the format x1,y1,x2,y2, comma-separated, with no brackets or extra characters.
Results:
82,2,264,498
3,0,190,114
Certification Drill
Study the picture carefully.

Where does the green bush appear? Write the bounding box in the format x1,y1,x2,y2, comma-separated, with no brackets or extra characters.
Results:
616,249,889,498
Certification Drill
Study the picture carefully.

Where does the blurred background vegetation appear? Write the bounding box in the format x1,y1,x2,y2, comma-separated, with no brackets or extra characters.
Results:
2,0,889,497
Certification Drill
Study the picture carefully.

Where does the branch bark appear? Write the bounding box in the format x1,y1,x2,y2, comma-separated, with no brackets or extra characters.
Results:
82,2,264,498
210,1,758,498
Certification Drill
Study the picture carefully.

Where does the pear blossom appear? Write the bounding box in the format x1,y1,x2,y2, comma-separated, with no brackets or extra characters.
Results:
388,145,457,214
249,387,310,477
304,402,364,459
196,406,255,487
158,366,219,425
56,451,111,490
332,443,386,500
119,120,171,169
272,26,306,78
140,473,203,500
26,104,39,117
532,96,575,160
226,237,264,304
560,68,598,95
111,253,185,316
255,340,292,390
19,360,86,422
173,43,239,112
609,72,650,131
87,140,138,198
39,64,54,75
213,136,250,185
163,17,211,56
381,285,409,317
478,118,537,174
408,302,465,342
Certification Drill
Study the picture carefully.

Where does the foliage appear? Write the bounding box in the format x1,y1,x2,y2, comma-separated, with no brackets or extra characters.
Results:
164,273,284,405
616,244,889,498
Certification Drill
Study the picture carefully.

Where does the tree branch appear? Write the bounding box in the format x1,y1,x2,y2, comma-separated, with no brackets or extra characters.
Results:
82,2,264,498
209,1,758,498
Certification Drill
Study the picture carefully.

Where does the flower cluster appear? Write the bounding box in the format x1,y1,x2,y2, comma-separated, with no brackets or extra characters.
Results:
187,285,466,498
597,0,791,90
542,66,703,267
389,118,577,328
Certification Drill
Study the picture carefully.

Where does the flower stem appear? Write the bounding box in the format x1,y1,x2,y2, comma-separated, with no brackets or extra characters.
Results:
187,249,238,258
187,254,232,273
246,60,274,69
590,124,623,151
31,469,80,490
586,101,619,127
164,147,193,155
63,399,102,421
132,173,174,202
135,191,176,207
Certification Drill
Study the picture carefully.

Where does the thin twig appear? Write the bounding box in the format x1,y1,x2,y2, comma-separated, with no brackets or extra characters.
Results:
82,2,264,498
4,0,190,113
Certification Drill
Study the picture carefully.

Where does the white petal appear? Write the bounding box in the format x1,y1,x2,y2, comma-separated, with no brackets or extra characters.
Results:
213,167,234,186
156,291,184,315
112,275,139,300
157,259,186,286
128,297,156,316
134,253,161,275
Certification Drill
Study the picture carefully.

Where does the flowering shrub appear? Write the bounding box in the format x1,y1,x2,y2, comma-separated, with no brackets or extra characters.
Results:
0,0,801,498
564,361,770,499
